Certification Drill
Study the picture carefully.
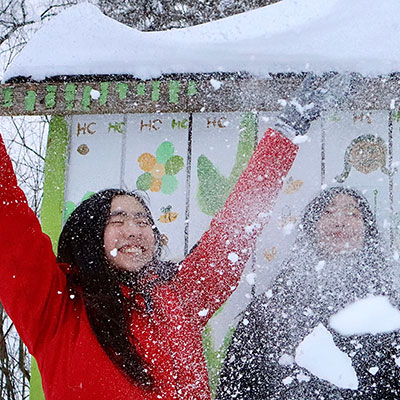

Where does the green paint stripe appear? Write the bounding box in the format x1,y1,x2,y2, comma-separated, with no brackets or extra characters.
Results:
152,81,160,101
81,86,92,111
116,82,128,100
2,87,13,108
65,83,76,110
30,358,45,400
202,319,235,398
99,82,109,106
187,81,197,96
137,82,145,96
25,90,37,111
169,80,179,104
41,115,69,250
30,116,69,400
45,85,57,109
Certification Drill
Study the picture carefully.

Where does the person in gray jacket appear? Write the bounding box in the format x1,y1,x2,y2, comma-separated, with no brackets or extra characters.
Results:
217,186,400,400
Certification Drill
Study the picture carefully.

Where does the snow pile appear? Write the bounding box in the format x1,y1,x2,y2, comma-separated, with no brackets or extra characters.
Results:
4,0,400,81
295,323,359,390
329,296,400,336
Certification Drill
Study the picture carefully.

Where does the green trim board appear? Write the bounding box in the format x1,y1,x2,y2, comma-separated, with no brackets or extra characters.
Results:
29,359,44,400
30,116,70,400
40,116,69,251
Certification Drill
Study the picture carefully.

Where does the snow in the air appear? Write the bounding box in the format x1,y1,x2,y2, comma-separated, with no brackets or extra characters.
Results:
282,376,294,385
368,366,379,376
210,79,223,90
265,289,273,298
296,372,311,382
198,308,209,317
4,0,400,81
329,296,400,335
278,353,294,366
292,135,310,145
228,252,239,263
245,272,256,285
315,260,326,272
295,323,359,390
90,89,101,100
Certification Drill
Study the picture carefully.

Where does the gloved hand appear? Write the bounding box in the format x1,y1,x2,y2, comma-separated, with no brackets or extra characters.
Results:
276,72,357,138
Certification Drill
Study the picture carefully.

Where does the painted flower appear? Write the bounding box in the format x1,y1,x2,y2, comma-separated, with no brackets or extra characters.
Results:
136,141,184,194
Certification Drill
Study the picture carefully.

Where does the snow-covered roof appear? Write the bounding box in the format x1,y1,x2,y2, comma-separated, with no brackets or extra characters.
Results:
4,0,400,82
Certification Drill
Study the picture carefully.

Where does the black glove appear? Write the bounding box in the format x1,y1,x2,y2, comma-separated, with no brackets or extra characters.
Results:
276,72,357,138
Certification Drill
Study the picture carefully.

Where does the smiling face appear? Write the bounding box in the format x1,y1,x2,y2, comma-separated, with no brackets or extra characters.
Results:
316,194,365,255
103,195,156,272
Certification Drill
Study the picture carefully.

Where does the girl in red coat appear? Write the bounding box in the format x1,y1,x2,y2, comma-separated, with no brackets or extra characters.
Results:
0,73,351,399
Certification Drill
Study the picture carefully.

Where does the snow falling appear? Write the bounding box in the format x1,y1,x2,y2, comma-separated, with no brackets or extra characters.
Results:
2,0,400,399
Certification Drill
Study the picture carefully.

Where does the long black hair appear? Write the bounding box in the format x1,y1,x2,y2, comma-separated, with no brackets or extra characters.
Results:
57,189,172,388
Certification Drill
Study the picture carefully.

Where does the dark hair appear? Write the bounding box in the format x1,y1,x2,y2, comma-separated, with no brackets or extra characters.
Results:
297,186,380,254
57,189,164,388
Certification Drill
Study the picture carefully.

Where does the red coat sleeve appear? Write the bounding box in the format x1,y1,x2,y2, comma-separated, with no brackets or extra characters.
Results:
173,129,298,325
0,134,68,356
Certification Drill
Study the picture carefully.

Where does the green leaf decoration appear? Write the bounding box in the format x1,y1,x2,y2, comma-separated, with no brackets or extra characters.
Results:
63,201,76,224
136,172,152,191
82,191,95,202
202,321,235,398
197,155,231,216
161,175,178,195
197,112,257,216
63,191,95,224
156,141,175,164
165,155,184,175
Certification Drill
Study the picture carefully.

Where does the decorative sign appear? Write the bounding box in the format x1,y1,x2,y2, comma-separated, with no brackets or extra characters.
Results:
65,112,258,258
60,109,400,356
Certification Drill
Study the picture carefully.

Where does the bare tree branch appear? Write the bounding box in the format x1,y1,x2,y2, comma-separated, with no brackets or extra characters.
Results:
98,0,281,31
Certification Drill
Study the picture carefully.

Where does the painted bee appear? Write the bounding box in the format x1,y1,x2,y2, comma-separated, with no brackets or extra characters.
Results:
263,246,277,262
284,177,303,195
158,205,178,223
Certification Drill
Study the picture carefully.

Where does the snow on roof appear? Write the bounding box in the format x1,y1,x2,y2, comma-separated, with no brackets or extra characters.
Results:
4,0,400,82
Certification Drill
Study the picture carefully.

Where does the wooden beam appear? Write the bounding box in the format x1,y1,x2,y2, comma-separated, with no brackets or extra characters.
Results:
1,74,400,116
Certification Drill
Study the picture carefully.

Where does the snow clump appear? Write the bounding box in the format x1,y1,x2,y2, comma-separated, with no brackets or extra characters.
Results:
295,323,359,390
210,79,222,90
329,296,400,335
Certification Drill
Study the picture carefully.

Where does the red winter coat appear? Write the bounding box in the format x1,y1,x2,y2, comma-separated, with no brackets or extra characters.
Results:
0,129,297,400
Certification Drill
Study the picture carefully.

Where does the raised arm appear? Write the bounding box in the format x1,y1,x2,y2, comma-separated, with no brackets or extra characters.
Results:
173,129,297,323
0,135,68,356
172,73,355,324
